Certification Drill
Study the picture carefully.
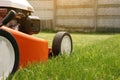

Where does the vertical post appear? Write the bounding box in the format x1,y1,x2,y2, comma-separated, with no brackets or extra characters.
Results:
94,0,98,32
53,0,57,30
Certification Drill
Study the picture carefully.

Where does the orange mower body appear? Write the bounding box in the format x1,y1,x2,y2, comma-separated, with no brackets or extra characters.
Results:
1,26,49,67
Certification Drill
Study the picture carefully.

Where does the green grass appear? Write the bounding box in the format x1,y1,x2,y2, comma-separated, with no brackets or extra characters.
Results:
8,32,120,80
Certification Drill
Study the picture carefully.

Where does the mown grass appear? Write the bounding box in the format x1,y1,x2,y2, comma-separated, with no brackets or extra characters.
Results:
8,32,120,80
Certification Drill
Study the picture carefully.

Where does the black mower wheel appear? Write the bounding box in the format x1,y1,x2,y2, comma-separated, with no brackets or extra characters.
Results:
52,32,73,56
0,29,19,79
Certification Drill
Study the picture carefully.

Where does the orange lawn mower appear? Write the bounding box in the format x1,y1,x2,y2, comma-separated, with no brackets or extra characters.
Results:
0,1,73,79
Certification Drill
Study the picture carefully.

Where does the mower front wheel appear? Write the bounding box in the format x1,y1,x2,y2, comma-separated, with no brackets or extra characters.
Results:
52,32,73,56
0,29,19,79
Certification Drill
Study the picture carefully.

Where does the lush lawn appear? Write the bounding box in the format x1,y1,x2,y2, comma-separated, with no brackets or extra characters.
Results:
8,32,120,80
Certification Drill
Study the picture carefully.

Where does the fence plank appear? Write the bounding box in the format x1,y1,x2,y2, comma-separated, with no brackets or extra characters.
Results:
28,0,53,30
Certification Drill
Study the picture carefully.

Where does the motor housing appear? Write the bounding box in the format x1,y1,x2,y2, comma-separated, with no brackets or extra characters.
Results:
25,16,40,34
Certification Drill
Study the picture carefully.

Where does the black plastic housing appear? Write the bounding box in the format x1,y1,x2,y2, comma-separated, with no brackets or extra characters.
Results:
25,16,40,34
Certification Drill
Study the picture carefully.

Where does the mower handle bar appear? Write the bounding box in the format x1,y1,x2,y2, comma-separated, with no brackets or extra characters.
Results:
0,10,16,27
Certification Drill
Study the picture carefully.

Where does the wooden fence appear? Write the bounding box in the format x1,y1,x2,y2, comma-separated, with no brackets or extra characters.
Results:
97,0,120,32
54,0,95,32
28,0,120,32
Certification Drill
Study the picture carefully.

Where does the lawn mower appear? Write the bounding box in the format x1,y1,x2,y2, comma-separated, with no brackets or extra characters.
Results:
0,0,73,79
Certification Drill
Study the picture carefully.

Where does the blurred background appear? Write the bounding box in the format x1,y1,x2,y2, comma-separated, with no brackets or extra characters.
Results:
28,0,120,32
